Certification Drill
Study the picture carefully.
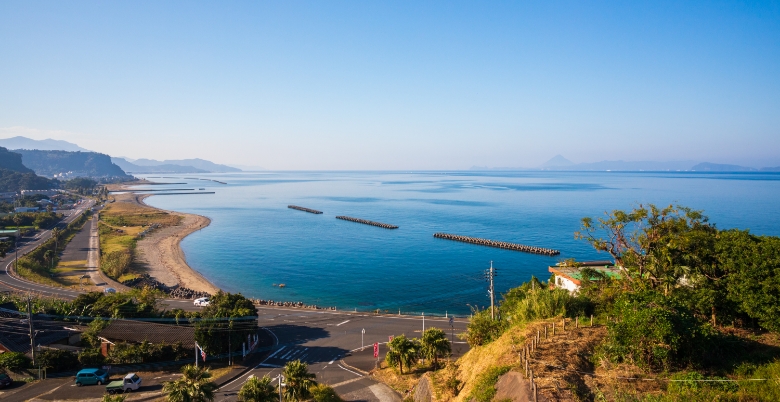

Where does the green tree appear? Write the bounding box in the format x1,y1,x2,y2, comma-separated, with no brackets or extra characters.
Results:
0,352,31,371
419,327,451,368
462,309,507,347
195,291,258,355
163,364,217,402
51,227,60,254
44,249,55,270
237,375,277,402
385,334,418,374
576,204,717,294
283,359,317,401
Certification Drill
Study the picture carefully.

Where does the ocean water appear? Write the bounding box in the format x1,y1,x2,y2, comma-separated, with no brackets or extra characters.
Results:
136,171,780,316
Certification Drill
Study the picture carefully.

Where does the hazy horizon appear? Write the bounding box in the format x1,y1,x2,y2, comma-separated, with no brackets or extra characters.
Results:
2,1,778,169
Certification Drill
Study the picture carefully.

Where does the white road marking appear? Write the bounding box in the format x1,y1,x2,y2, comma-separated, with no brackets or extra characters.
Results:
336,320,350,326
337,364,363,377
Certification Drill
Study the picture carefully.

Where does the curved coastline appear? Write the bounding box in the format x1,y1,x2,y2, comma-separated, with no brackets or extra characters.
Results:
134,193,221,295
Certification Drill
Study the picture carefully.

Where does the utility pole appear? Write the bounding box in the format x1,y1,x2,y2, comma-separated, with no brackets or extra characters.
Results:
27,297,36,367
277,374,284,402
422,312,425,333
485,261,497,320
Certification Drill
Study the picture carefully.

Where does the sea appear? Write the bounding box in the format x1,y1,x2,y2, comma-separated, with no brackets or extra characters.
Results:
134,171,780,316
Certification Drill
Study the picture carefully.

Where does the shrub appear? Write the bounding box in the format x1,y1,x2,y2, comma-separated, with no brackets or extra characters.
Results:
0,352,31,371
468,365,511,402
101,250,132,279
37,349,79,372
310,384,343,402
598,291,715,370
462,309,508,347
78,348,106,366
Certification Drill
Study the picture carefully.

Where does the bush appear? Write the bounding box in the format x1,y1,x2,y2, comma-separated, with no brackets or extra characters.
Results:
38,349,79,372
101,250,132,279
468,365,511,402
78,348,106,366
310,384,343,402
0,352,31,371
598,291,715,370
462,309,508,347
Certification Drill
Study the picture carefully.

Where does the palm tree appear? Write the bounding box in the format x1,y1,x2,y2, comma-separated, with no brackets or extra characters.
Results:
102,394,127,402
419,327,451,368
51,227,60,254
44,250,55,271
163,364,218,402
12,214,22,229
283,359,317,401
238,375,277,402
385,334,418,374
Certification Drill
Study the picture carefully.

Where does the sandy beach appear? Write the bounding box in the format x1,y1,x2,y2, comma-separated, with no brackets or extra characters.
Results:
107,185,220,295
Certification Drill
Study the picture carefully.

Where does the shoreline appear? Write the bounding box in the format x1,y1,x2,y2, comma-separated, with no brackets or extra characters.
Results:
109,182,221,295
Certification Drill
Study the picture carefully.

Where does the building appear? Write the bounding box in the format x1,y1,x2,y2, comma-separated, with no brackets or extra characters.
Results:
98,319,196,356
20,189,61,197
0,304,74,355
548,261,622,292
0,192,17,202
14,207,39,213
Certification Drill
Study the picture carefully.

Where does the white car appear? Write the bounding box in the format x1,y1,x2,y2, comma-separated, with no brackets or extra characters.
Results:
194,297,210,307
104,287,117,294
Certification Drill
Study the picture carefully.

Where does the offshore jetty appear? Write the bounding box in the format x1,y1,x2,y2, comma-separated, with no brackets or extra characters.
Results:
336,216,398,229
433,233,560,256
288,205,323,214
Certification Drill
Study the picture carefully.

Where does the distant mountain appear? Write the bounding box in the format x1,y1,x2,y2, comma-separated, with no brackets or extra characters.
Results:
15,149,131,179
0,136,90,152
130,158,241,173
112,157,209,174
761,166,780,172
691,162,756,172
0,147,56,191
0,147,34,173
540,155,574,169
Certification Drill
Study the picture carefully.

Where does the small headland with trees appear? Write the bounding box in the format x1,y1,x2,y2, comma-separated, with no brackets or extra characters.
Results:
373,204,780,401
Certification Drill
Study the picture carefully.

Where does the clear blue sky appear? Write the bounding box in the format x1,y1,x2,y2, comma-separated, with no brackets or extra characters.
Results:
1,1,778,169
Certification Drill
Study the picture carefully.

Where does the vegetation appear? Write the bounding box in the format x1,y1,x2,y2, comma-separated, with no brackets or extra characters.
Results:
439,203,780,401
282,360,317,401
37,348,79,372
13,149,131,179
102,394,127,402
467,365,511,402
309,384,343,402
194,291,258,356
238,375,277,402
419,328,452,368
0,352,31,371
385,334,419,374
163,364,218,402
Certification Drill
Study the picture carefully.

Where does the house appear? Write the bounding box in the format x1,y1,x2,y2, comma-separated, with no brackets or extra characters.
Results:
98,319,196,356
0,192,17,202
20,189,61,197
14,207,39,213
548,261,622,292
0,304,74,355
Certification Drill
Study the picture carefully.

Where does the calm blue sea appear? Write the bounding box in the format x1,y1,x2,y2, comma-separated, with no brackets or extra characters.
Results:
136,171,780,316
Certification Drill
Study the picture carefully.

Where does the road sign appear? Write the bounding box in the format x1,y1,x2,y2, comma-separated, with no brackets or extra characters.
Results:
373,343,379,358
449,316,454,326
389,335,394,342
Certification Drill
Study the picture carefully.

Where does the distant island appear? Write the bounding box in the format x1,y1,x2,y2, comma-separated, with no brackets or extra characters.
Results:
474,154,780,172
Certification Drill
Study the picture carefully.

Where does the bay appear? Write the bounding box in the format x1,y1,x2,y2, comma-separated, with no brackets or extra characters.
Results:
137,171,780,316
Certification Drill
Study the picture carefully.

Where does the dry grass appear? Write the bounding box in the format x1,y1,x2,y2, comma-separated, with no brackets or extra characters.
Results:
51,260,98,290
372,360,427,396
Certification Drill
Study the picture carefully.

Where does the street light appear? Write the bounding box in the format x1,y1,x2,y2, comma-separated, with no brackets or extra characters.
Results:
361,328,365,350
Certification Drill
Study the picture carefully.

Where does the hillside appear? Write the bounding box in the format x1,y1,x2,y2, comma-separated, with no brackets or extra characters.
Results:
130,158,240,173
15,149,131,179
0,146,34,173
111,157,209,174
0,136,90,152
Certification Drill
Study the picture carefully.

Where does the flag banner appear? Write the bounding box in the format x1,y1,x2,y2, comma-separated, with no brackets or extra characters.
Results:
373,342,379,358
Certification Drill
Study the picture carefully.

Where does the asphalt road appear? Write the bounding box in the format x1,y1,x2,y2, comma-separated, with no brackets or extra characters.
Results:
216,306,470,402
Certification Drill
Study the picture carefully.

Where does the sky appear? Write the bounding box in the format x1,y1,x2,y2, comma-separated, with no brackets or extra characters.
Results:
1,1,779,170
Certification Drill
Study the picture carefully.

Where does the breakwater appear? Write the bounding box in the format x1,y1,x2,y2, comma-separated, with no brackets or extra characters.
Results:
288,205,323,214
336,216,398,229
433,233,560,256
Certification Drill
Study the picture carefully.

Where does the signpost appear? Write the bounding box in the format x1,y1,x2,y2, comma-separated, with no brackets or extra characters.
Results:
361,328,365,350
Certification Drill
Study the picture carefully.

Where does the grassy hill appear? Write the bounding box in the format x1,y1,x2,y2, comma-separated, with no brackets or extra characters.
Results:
0,147,56,191
15,149,131,179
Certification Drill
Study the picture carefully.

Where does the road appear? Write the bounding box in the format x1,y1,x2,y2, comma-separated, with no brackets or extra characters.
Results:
0,200,472,400
217,306,470,401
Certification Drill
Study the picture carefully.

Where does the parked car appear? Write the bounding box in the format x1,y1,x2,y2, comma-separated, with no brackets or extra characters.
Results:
194,297,210,307
103,287,116,294
106,373,142,394
75,368,109,386
0,373,13,388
